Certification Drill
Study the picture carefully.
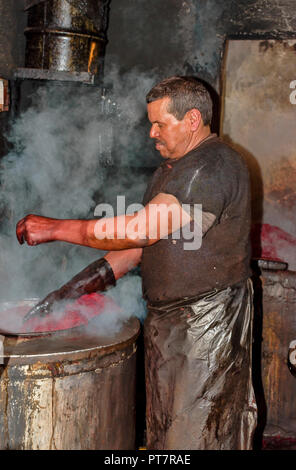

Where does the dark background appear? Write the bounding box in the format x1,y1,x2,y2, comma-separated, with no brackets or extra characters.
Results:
1,0,295,85
0,0,295,159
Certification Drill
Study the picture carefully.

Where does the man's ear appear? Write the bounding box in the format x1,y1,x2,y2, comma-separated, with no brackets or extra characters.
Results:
187,108,202,131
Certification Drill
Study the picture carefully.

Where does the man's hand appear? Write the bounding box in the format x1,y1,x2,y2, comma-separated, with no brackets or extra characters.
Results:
16,215,59,246
22,256,117,322
25,291,62,319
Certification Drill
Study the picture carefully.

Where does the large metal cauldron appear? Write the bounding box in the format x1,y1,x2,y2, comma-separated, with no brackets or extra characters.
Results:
0,300,140,450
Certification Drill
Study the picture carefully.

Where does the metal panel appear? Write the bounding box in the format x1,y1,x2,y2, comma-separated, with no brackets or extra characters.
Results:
260,269,296,437
221,39,296,269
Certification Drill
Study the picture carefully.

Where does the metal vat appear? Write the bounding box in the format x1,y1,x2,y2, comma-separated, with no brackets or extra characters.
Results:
24,0,111,80
0,300,140,450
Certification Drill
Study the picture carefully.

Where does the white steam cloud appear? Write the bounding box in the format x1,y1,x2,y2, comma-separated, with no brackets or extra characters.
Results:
0,67,161,332
90,274,146,336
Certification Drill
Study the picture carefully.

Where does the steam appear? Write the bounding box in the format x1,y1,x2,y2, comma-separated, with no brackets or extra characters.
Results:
0,1,228,336
0,276,146,337
0,83,107,300
0,66,160,334
90,274,146,335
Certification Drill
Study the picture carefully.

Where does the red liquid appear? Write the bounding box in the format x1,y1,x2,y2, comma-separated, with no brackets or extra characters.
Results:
1,293,120,334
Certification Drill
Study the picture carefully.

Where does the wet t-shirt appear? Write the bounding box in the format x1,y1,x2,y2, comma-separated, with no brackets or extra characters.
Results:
141,136,252,303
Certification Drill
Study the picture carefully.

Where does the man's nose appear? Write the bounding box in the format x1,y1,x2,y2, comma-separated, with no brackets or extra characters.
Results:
150,124,159,139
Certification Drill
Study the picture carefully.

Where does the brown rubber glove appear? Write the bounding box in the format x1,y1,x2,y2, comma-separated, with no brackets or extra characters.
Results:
23,257,116,322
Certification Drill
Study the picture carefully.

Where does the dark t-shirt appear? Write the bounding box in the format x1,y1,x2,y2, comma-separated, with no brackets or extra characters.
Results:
141,136,252,304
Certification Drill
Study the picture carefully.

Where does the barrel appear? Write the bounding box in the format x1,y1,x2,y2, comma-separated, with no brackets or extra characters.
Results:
259,269,296,444
0,300,140,450
24,0,110,77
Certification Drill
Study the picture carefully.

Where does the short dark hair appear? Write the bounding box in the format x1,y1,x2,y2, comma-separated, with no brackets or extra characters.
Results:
146,76,212,126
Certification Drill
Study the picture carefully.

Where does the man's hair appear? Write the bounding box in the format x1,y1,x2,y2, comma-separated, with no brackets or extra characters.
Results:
146,76,212,126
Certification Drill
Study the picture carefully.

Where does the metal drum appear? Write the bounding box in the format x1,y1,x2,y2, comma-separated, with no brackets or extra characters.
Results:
24,0,110,77
0,300,140,450
258,269,296,448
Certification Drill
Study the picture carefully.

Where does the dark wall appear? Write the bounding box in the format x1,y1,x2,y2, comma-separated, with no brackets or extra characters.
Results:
0,0,26,79
105,0,296,90
0,0,295,88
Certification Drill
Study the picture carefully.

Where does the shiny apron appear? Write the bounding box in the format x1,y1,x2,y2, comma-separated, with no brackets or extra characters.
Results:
144,279,257,450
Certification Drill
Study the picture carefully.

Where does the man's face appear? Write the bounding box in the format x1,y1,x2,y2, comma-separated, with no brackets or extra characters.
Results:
147,97,191,159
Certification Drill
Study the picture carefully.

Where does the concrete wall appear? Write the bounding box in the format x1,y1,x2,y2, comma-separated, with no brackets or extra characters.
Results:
0,0,26,79
105,0,296,91
221,39,296,268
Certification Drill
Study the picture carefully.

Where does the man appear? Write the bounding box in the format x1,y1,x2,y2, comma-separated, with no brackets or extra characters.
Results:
16,76,257,450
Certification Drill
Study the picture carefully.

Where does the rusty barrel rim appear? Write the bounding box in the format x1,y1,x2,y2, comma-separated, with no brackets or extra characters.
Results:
0,298,90,337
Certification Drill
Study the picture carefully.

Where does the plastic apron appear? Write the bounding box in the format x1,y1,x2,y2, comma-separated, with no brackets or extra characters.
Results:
144,278,257,450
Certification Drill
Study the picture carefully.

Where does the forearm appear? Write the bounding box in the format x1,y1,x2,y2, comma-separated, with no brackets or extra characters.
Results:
105,248,142,280
57,249,142,299
23,248,142,321
53,218,148,250
57,256,116,298
16,193,192,249
23,255,118,320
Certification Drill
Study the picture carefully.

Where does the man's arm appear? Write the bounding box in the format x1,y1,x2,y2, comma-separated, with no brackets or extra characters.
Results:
104,248,143,280
16,193,192,250
17,193,191,321
23,248,143,321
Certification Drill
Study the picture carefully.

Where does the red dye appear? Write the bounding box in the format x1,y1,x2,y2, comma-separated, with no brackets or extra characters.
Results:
23,293,121,333
251,223,296,262
263,435,296,450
